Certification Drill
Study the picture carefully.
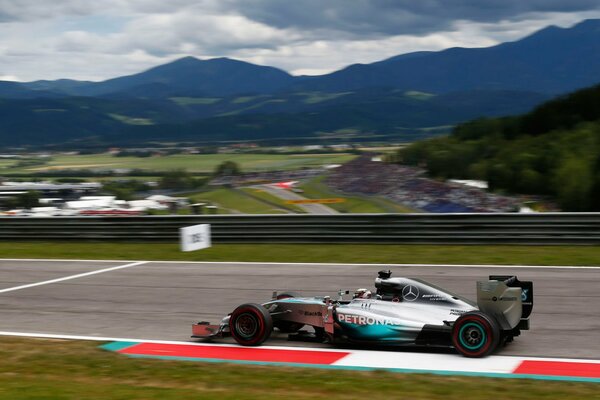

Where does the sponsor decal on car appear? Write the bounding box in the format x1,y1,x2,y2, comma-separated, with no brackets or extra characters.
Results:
490,296,518,302
422,294,448,301
298,310,322,317
401,285,419,301
338,313,395,326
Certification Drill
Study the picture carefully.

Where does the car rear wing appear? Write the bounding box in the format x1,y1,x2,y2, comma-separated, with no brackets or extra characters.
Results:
477,275,533,331
489,275,533,319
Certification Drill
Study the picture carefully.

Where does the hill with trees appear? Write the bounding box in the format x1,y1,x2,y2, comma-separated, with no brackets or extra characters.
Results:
395,84,600,211
0,20,599,147
0,88,548,147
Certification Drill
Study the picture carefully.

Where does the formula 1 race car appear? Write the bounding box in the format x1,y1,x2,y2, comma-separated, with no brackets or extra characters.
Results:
192,270,533,357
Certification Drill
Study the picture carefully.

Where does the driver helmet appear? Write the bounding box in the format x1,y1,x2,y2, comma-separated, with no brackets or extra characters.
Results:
353,288,372,299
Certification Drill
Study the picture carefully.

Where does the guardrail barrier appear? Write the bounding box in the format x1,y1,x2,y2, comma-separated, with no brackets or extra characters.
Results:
1,213,599,244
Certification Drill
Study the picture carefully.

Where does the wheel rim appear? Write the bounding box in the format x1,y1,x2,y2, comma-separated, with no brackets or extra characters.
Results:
459,322,486,350
235,312,259,339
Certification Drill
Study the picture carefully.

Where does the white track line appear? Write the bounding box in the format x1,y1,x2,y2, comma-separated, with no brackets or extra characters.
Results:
0,261,146,294
0,258,598,269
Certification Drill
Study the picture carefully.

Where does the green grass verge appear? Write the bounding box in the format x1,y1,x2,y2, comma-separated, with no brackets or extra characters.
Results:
0,242,598,265
299,176,414,213
0,338,596,400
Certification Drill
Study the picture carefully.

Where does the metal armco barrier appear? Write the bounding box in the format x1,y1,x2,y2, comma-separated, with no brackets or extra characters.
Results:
0,213,599,244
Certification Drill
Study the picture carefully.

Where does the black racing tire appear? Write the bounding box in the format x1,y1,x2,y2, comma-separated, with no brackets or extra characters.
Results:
452,311,500,358
274,292,305,333
229,303,273,346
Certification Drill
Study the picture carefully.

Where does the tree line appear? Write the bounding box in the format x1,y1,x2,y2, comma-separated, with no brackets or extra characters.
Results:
393,84,600,211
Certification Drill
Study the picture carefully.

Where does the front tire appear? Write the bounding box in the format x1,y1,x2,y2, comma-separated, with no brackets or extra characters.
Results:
229,303,273,346
452,311,500,357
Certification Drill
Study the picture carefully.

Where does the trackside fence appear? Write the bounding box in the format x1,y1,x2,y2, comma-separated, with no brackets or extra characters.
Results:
0,213,599,244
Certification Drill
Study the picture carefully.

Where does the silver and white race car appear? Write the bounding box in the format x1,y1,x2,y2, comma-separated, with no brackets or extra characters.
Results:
192,270,533,357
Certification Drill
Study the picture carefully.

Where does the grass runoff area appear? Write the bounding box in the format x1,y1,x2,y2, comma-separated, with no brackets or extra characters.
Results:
0,338,596,400
0,242,599,265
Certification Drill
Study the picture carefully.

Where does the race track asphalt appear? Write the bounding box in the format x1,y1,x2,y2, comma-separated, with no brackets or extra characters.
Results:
0,259,598,359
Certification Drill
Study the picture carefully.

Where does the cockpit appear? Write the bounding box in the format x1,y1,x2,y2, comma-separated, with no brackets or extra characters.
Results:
372,270,475,306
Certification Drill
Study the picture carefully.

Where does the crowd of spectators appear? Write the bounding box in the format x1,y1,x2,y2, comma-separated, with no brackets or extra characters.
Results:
326,156,518,212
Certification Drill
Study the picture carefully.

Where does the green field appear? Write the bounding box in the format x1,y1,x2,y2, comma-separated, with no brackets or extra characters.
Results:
239,187,306,213
186,188,291,214
219,99,288,116
231,95,269,104
108,113,154,125
170,97,222,105
297,91,353,104
0,242,598,266
404,90,436,100
299,176,414,213
0,159,15,168
0,337,595,400
0,153,357,174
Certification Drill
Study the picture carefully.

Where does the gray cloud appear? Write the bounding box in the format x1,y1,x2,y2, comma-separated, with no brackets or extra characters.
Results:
0,0,114,22
0,0,599,81
0,0,221,22
226,0,600,36
2,0,599,35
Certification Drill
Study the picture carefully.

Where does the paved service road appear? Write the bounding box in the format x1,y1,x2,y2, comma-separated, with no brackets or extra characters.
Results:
255,184,339,214
0,259,598,359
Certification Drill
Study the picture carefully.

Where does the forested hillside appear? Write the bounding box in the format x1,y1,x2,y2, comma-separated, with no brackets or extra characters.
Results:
0,89,546,146
396,85,600,211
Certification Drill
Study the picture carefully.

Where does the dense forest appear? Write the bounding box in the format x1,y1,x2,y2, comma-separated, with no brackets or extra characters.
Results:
395,84,600,211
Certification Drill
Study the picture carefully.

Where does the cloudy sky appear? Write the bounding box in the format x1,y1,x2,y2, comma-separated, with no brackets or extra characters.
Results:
1,0,600,82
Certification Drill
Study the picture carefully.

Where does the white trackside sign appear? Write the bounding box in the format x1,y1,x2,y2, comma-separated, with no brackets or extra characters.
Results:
180,224,211,252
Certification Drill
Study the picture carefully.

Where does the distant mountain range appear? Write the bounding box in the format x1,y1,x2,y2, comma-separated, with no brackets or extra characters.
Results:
1,19,600,147
291,19,600,94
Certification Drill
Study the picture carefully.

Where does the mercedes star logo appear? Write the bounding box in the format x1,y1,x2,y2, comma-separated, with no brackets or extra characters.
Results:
402,285,419,301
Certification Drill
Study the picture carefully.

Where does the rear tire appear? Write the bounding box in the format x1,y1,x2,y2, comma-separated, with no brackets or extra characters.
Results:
452,311,500,358
229,303,273,346
274,292,305,333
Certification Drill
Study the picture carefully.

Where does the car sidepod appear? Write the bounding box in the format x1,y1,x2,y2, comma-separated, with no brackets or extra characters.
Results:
335,300,423,342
